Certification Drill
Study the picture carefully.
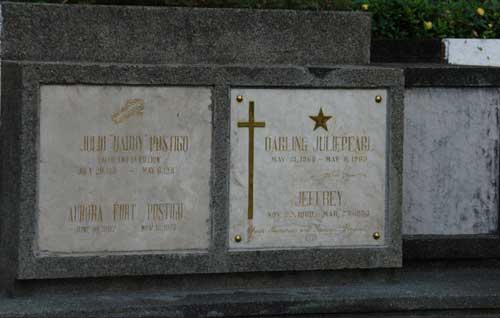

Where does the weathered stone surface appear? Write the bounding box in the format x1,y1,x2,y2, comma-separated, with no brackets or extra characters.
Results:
0,3,370,65
1,260,500,317
38,85,212,253
444,39,500,67
2,62,402,280
229,88,388,249
404,87,499,235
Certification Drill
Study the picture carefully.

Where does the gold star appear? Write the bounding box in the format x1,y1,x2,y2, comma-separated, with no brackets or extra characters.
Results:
309,108,332,131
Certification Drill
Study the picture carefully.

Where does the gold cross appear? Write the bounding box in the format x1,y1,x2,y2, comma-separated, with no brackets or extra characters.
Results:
238,101,265,220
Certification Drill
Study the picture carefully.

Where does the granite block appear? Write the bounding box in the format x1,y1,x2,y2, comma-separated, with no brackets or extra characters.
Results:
0,2,370,66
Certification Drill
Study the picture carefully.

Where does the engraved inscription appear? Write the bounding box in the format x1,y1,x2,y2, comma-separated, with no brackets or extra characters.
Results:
112,98,144,124
38,85,212,253
230,89,387,249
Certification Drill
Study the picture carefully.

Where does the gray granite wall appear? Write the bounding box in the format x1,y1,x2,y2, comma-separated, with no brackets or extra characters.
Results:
0,3,371,66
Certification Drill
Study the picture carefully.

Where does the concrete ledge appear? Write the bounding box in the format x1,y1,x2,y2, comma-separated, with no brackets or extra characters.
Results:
1,261,500,317
0,2,370,65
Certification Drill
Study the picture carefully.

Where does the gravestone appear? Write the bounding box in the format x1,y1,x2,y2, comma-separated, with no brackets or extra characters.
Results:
0,2,404,316
230,89,388,249
38,85,212,253
1,64,403,279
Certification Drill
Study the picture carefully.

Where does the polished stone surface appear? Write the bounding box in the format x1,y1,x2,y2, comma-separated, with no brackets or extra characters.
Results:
38,85,212,253
229,88,387,249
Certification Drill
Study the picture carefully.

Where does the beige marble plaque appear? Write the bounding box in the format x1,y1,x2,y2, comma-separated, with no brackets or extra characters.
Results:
38,85,212,254
230,89,387,249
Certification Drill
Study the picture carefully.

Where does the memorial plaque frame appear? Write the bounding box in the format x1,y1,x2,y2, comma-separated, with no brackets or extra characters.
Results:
1,62,403,279
403,65,500,260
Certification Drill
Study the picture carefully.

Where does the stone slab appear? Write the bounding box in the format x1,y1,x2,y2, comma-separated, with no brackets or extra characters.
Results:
1,260,500,317
404,87,499,235
38,85,212,254
444,39,500,67
0,2,370,65
229,89,387,249
0,62,403,280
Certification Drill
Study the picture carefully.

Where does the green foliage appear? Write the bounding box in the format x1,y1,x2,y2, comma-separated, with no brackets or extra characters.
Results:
353,0,500,39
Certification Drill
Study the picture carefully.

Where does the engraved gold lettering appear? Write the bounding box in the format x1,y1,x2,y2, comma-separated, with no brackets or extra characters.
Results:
112,98,144,124
112,203,135,221
148,136,189,152
112,135,143,152
68,203,103,223
314,135,370,152
264,136,307,152
146,202,184,222
296,191,342,207
80,135,106,152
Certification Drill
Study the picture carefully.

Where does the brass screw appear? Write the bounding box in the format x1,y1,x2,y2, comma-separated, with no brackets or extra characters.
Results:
236,95,244,103
234,234,242,243
373,232,381,240
375,95,383,103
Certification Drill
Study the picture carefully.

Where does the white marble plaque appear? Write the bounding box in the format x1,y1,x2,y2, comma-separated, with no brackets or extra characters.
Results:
230,89,387,249
38,85,212,254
